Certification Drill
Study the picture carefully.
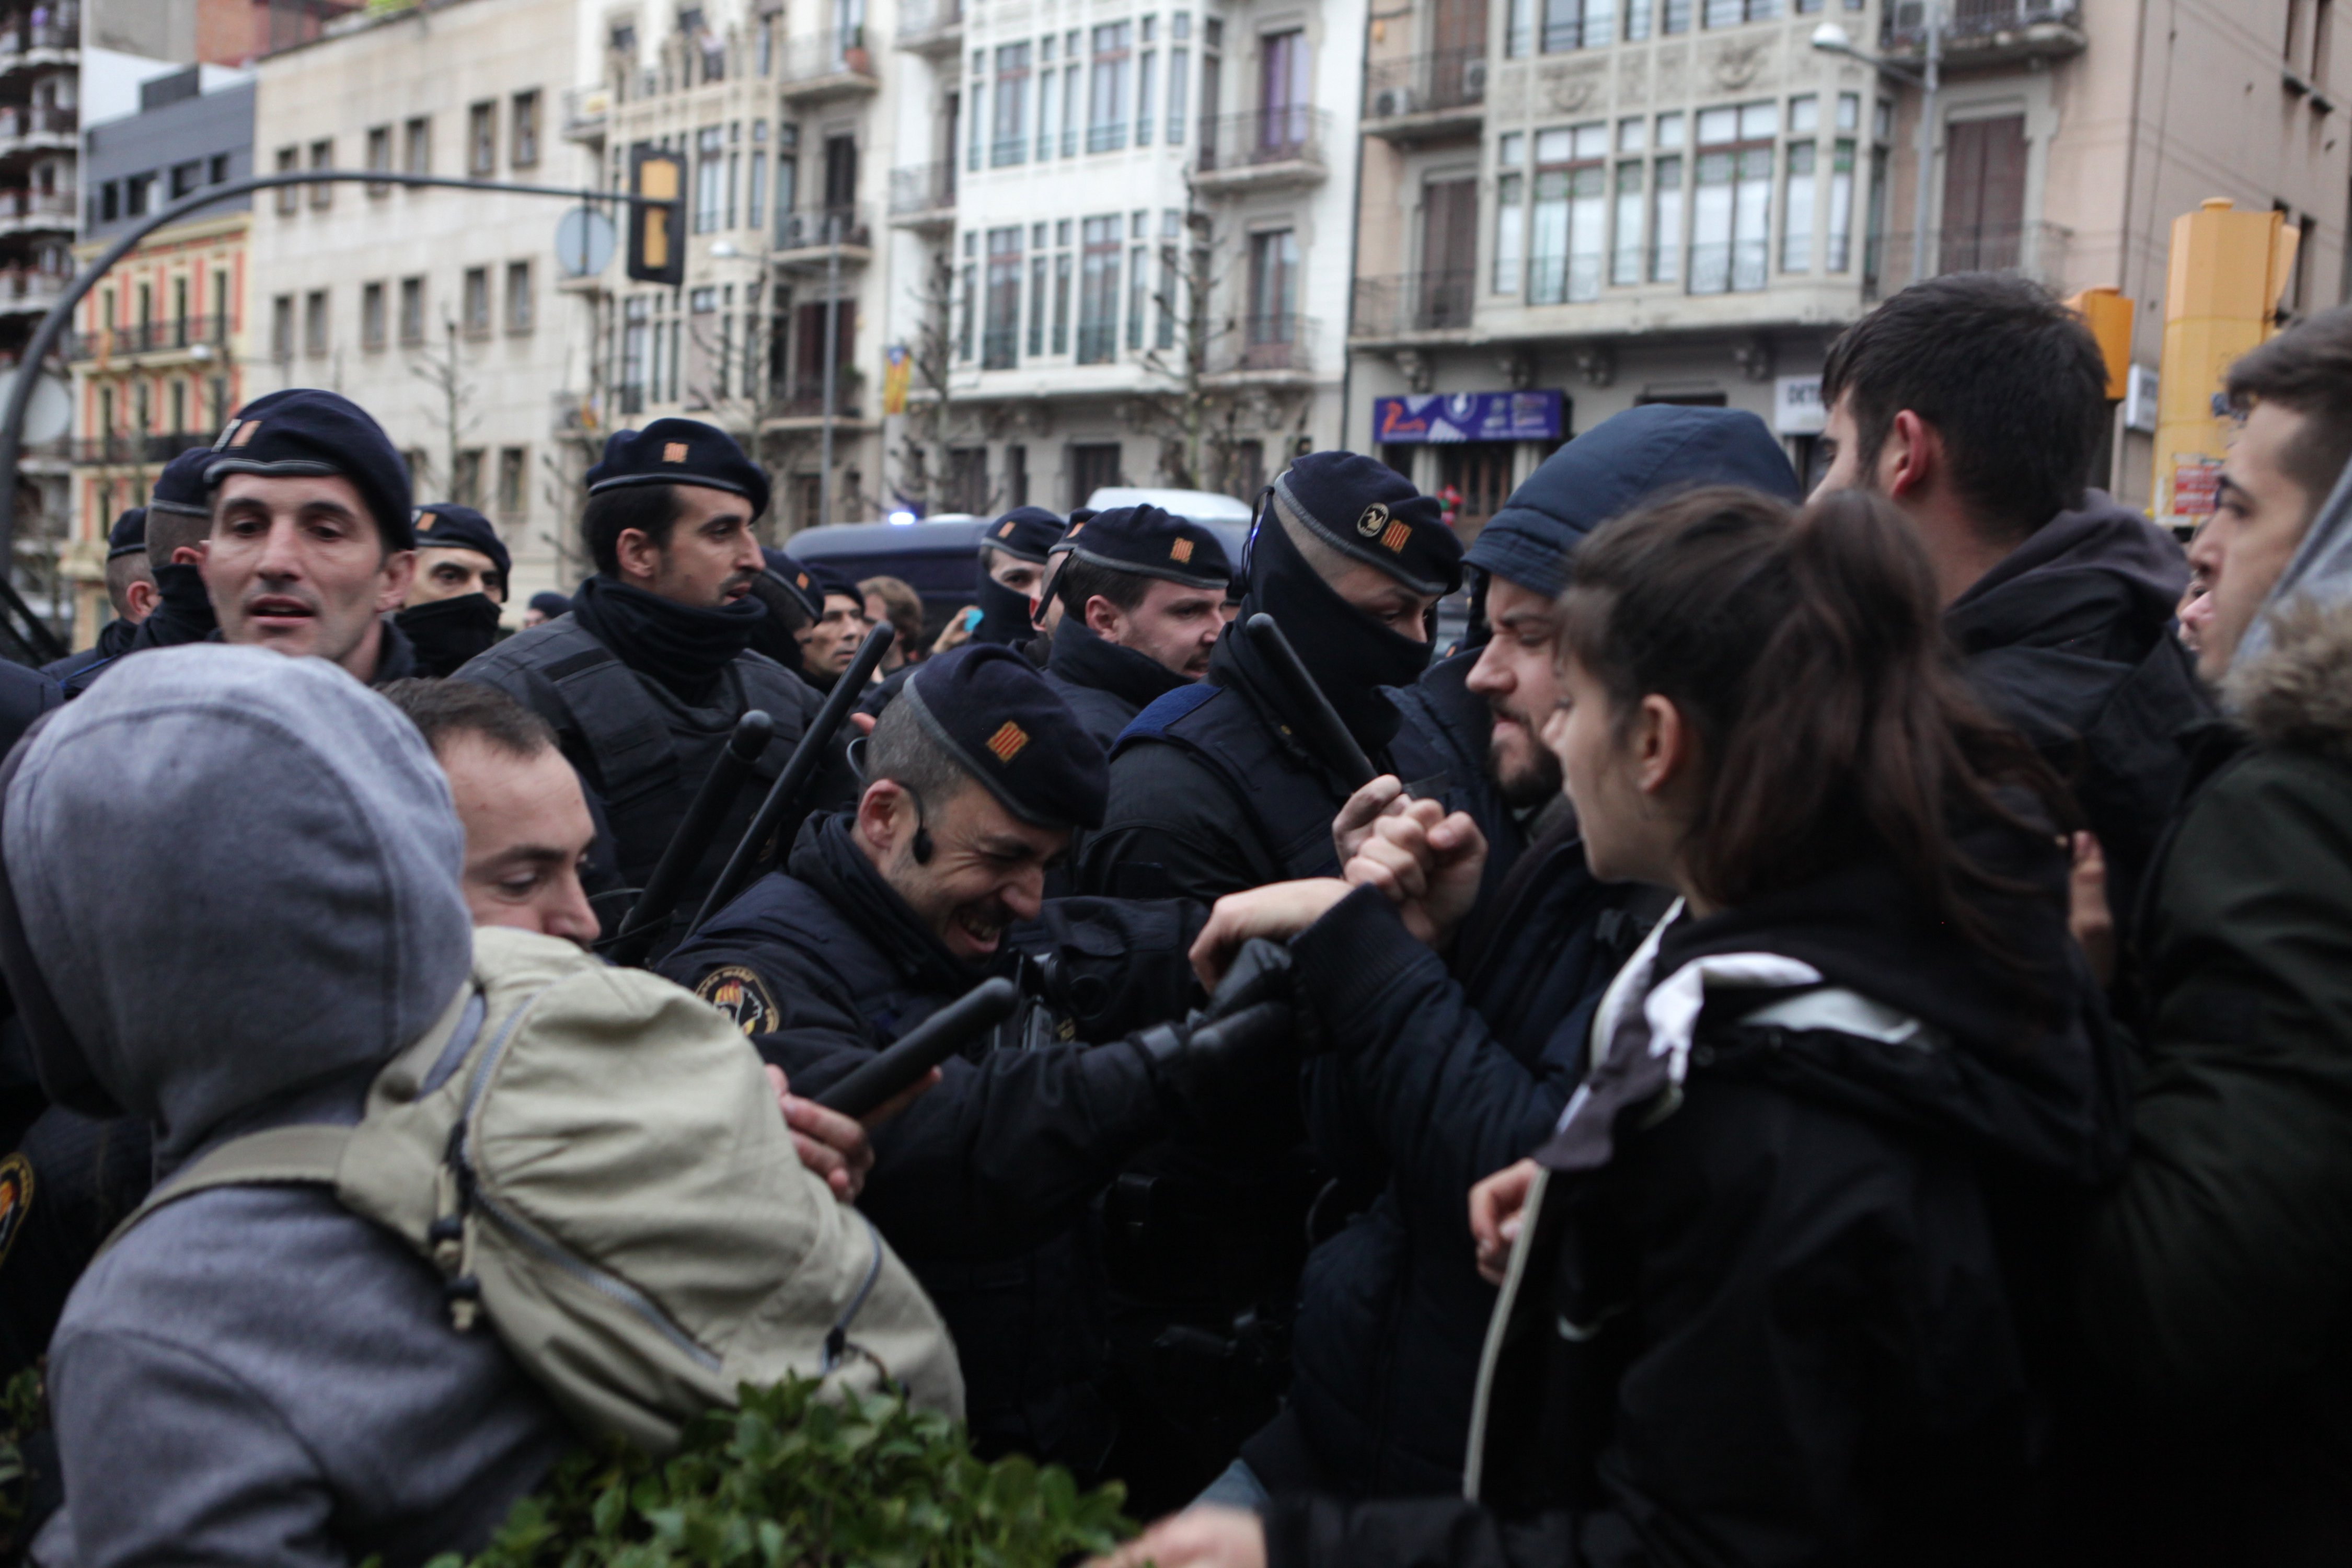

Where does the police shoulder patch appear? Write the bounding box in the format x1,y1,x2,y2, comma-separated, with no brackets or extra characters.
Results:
695,964,781,1036
0,1152,32,1274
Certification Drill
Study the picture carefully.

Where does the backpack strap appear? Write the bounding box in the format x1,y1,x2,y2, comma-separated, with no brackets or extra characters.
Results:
95,1124,352,1262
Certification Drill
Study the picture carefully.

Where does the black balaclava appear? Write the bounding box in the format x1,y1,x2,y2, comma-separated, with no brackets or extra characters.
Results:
971,568,1036,647
395,592,504,678
572,575,765,707
1217,497,1435,756
744,571,811,675
134,561,219,651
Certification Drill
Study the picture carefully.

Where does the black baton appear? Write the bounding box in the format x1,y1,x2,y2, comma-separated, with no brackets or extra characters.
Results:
814,977,1019,1118
606,709,774,968
691,620,895,934
1244,613,1376,790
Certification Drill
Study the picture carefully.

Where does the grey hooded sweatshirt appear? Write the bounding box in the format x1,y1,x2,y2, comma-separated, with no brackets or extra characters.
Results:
6,647,568,1568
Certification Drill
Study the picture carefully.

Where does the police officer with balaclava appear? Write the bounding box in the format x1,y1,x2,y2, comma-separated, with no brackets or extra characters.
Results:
453,418,849,953
971,505,1063,646
396,502,510,677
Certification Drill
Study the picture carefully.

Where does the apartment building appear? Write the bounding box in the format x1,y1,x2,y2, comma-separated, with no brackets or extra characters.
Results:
63,65,251,647
886,0,1362,513
247,0,597,603
1348,0,2352,533
571,0,904,534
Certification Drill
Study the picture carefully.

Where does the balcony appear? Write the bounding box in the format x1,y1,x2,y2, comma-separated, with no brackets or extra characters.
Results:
0,185,73,234
1862,221,2071,300
68,313,233,362
887,162,957,228
774,204,874,266
895,0,963,56
0,10,76,77
1351,271,1474,342
1882,0,2085,65
562,86,609,143
778,30,880,102
1193,107,1330,193
0,263,66,315
0,103,74,156
70,431,215,467
1362,50,1485,144
981,326,1018,370
762,371,868,429
1208,315,1320,383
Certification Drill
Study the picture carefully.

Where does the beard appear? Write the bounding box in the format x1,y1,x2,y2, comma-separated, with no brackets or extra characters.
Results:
1489,702,1564,809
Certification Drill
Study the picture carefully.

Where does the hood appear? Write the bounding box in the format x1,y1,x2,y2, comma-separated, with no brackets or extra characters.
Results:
1,645,472,1172
1944,491,2188,662
1467,405,1801,598
2236,452,2352,668
2224,594,2352,765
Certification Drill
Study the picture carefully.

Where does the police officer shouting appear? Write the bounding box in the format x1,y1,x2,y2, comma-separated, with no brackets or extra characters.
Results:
660,644,1293,1479
396,502,511,677
1040,505,1233,748
455,418,846,949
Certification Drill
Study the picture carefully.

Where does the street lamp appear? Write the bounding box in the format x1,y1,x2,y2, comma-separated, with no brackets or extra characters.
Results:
1812,2,1941,286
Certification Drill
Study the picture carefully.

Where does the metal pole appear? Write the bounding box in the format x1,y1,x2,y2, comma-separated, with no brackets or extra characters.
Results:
0,168,670,597
1910,0,1941,285
818,216,840,528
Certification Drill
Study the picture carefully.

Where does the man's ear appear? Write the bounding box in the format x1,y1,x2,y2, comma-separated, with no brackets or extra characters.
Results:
613,526,662,586
121,578,160,620
854,779,910,858
1082,594,1123,639
376,549,418,615
1883,410,1939,501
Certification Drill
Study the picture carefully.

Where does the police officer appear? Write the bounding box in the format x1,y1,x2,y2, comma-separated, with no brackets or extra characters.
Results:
972,505,1063,645
202,388,423,687
453,418,847,951
50,449,221,698
1037,505,1233,748
1076,452,1462,903
746,549,824,676
794,561,871,691
41,511,149,687
658,644,1293,1481
393,503,511,677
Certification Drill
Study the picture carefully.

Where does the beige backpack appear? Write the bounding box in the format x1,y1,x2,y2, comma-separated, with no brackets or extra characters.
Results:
106,925,963,1454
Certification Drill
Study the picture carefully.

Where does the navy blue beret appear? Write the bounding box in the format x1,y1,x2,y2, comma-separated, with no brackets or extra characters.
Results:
805,559,864,603
413,503,511,585
147,446,215,519
529,590,572,619
1050,504,1231,593
1273,451,1462,598
762,549,825,620
1468,406,1801,599
207,389,415,550
587,418,770,520
901,642,1107,829
106,509,147,560
978,505,1065,564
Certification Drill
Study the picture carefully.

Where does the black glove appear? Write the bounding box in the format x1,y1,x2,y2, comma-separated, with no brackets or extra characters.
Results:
1133,999,1299,1132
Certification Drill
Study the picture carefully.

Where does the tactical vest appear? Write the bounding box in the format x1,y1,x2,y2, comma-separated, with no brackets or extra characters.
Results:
1042,670,1144,752
1114,682,1357,882
469,617,821,909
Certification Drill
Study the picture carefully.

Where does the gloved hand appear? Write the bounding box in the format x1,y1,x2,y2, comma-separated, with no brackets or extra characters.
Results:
1131,939,1306,1134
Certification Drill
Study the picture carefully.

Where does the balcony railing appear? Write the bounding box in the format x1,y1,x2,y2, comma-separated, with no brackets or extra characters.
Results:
1196,107,1330,177
1363,49,1486,120
887,161,957,218
1862,222,2071,299
776,204,872,253
562,86,609,142
68,313,233,361
981,326,1018,370
0,11,76,61
779,29,878,89
0,186,74,229
1216,315,1319,375
0,103,74,140
0,263,67,313
895,0,963,49
1687,240,1771,297
1884,0,2080,47
1075,320,1118,365
1352,271,1474,337
70,431,215,466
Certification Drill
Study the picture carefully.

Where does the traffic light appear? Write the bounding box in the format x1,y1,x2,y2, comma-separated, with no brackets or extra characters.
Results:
626,146,685,286
2151,199,2301,533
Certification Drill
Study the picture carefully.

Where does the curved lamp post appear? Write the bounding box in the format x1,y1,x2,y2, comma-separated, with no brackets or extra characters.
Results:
1811,7,1941,291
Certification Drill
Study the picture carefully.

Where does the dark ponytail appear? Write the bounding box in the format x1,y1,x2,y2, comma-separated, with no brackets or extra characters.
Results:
1557,485,2070,970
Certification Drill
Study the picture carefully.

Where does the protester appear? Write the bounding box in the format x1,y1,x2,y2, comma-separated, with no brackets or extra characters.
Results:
454,418,847,948
862,574,924,675
1039,504,1233,746
1078,453,1462,902
2072,303,2352,1565
1814,272,2208,932
396,503,510,677
661,643,1293,1478
1218,407,1803,1508
795,562,870,691
523,590,569,628
1116,484,2126,1568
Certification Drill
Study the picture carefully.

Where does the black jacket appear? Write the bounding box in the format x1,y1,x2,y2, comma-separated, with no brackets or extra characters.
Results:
656,813,1204,1470
1262,831,2128,1568
1945,494,2208,930
1265,825,1643,1498
1043,618,1191,749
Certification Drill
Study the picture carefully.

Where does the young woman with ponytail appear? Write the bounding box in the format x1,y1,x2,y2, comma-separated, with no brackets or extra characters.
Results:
1135,487,2130,1568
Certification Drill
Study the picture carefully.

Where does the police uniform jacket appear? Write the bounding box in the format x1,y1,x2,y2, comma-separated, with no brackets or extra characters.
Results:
659,811,1204,1471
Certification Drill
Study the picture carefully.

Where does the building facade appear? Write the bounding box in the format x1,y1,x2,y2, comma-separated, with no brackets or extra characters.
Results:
63,65,251,647
890,0,1363,514
1346,0,2352,535
246,0,597,604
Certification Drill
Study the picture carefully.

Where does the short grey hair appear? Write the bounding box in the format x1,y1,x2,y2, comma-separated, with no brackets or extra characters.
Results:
863,690,974,809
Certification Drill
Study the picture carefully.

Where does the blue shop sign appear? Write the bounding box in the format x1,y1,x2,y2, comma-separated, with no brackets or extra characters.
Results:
1373,389,1563,444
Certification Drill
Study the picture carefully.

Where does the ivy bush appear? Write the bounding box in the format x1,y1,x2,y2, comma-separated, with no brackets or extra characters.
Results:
430,1378,1135,1568
0,1366,44,1560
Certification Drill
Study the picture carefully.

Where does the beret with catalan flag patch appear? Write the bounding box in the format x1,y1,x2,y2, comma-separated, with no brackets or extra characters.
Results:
413,503,511,582
1048,503,1231,592
978,505,1066,565
898,642,1108,829
1272,449,1461,598
207,387,416,550
587,417,771,520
